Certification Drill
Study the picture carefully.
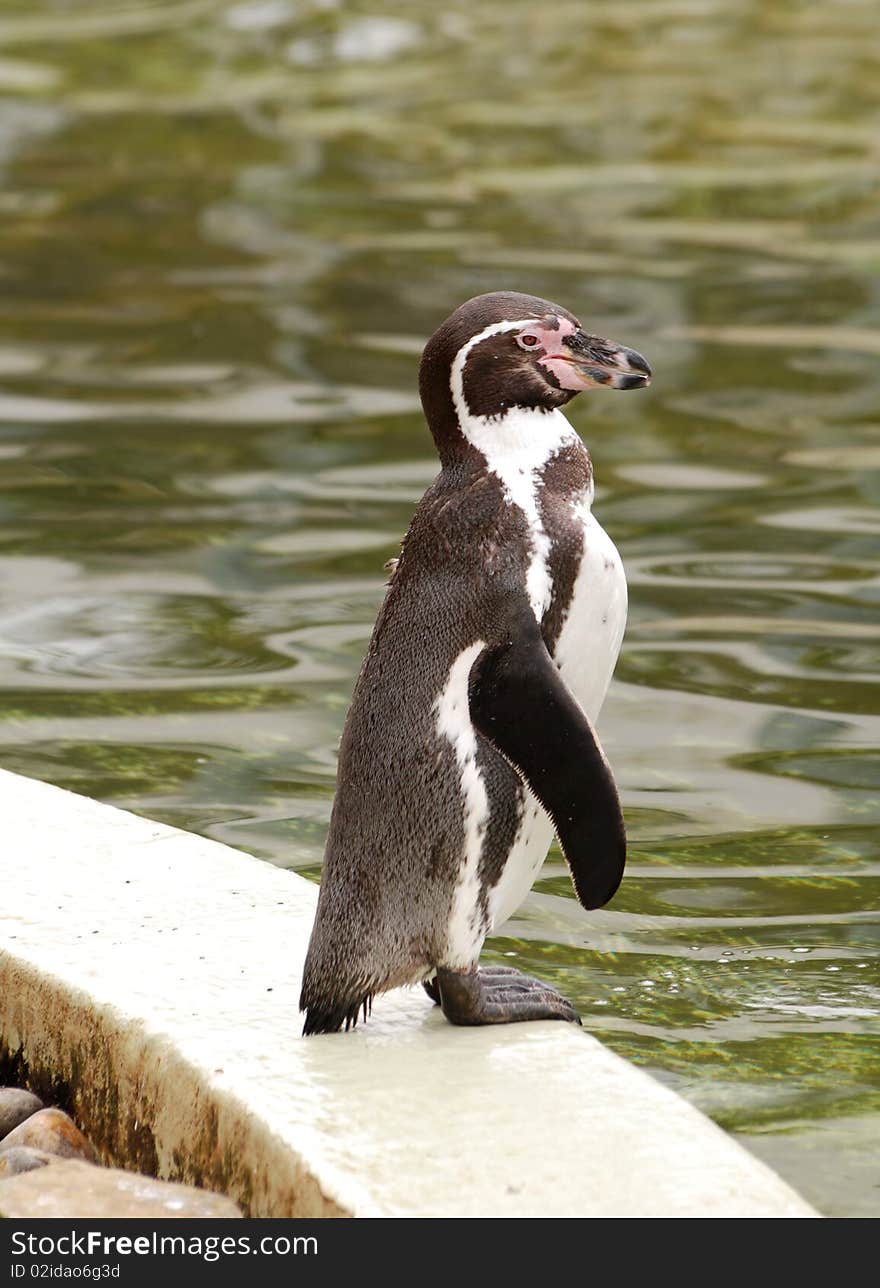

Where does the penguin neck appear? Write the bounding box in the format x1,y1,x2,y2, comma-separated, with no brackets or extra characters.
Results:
422,373,582,476
455,403,581,481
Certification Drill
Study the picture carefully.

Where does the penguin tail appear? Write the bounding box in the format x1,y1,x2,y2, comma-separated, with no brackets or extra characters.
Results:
300,989,373,1037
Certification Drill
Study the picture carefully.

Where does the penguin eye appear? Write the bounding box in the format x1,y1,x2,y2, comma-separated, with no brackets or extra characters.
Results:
516,332,542,351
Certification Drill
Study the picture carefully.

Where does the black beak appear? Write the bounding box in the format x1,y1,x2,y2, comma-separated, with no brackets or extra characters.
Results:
562,331,652,390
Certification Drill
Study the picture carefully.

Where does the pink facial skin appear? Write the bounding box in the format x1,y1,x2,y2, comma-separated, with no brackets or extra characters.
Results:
540,360,597,394
522,316,650,392
521,317,600,392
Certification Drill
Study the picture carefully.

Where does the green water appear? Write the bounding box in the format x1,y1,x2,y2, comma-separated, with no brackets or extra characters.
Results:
0,0,877,1216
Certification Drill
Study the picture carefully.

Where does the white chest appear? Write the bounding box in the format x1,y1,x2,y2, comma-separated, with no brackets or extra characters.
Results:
553,506,628,722
438,401,628,963
484,502,627,933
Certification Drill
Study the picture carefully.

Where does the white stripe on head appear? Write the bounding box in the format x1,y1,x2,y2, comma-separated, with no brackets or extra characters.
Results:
449,318,579,622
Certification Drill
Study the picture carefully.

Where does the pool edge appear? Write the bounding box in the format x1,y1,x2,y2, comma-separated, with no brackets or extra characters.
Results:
0,768,818,1218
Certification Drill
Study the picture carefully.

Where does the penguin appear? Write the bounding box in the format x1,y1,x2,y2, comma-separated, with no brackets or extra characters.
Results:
300,291,651,1034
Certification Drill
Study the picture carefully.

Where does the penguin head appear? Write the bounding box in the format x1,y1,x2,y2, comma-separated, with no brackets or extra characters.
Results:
419,291,650,464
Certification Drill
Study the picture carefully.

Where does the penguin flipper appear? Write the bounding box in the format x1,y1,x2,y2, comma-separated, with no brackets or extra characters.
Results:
468,608,626,910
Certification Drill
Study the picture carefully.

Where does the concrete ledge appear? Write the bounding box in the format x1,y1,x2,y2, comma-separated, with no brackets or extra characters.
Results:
0,769,816,1217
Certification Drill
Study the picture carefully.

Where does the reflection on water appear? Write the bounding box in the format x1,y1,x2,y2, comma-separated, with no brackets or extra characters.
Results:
0,0,877,1216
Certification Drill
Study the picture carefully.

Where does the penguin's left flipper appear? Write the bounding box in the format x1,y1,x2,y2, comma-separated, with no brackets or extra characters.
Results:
469,606,626,911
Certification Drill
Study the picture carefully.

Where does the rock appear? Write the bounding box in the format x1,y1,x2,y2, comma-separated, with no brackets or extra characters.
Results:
0,1088,43,1140
0,1107,95,1162
0,1160,242,1218
0,1147,55,1177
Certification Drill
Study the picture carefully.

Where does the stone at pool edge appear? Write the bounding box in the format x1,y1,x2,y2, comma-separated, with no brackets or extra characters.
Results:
0,1147,55,1177
0,1160,242,1219
0,1088,43,1139
0,1107,95,1162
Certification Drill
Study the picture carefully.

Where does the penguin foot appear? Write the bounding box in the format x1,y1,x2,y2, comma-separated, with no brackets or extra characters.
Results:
422,977,441,1005
435,965,581,1027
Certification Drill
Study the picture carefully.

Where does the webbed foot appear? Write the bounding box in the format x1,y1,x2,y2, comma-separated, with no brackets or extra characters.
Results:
435,964,581,1026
